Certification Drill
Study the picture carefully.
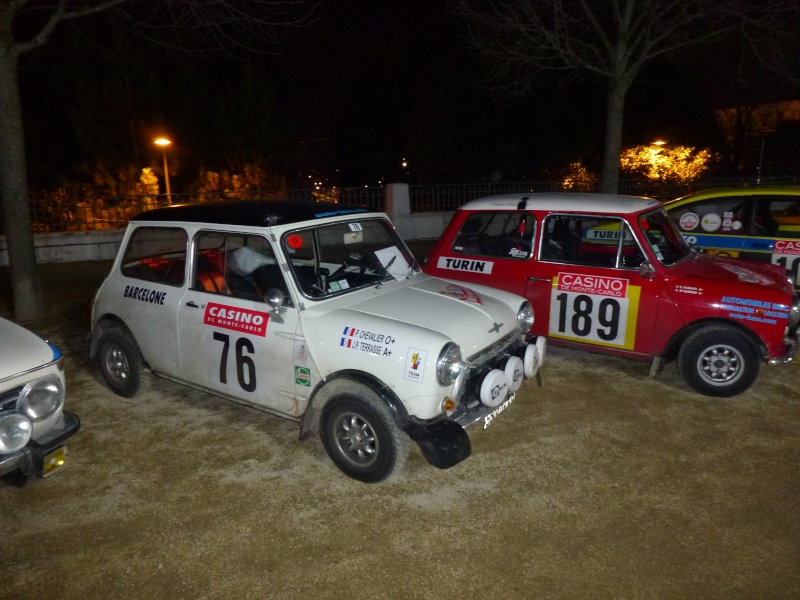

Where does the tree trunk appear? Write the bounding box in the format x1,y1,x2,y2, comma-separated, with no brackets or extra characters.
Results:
0,39,45,321
599,78,626,194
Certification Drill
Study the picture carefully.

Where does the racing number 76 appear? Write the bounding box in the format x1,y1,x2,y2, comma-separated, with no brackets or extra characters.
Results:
213,332,257,392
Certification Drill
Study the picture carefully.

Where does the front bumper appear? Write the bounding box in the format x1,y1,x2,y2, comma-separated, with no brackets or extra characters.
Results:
0,410,81,478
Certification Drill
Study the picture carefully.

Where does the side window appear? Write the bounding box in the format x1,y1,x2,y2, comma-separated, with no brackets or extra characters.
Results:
193,232,290,304
120,227,188,286
758,195,800,238
540,215,644,269
670,196,747,235
452,211,535,259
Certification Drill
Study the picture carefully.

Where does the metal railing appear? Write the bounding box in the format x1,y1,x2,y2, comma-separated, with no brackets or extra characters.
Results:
7,176,800,234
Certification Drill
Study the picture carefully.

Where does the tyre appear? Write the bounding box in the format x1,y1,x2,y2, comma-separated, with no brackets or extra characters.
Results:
677,326,760,398
98,327,145,398
320,387,410,483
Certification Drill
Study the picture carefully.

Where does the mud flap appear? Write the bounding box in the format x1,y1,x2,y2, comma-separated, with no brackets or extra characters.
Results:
404,419,472,470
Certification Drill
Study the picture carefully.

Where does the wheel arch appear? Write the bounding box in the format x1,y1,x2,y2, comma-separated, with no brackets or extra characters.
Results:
90,314,145,364
299,370,408,440
660,317,767,362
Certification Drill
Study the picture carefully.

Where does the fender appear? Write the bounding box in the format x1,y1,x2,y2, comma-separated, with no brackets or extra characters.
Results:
300,370,471,470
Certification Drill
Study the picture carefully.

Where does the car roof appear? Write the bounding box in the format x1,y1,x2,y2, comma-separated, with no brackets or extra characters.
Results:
459,193,661,215
131,199,381,227
667,185,800,207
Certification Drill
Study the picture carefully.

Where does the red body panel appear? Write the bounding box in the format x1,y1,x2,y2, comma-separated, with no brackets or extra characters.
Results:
426,204,794,360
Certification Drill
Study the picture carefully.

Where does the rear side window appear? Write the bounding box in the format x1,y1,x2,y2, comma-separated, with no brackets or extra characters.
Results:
669,196,747,235
120,227,188,286
451,211,535,260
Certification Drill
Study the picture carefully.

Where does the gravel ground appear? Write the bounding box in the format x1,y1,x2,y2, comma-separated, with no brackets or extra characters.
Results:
1,259,799,600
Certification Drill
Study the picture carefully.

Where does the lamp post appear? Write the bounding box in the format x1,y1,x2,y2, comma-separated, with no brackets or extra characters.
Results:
154,137,172,202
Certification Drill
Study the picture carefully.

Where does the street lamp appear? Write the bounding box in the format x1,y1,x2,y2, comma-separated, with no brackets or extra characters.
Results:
154,137,172,201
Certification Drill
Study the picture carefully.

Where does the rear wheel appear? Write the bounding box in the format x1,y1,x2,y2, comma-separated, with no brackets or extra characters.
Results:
98,327,144,398
320,386,409,483
678,326,760,397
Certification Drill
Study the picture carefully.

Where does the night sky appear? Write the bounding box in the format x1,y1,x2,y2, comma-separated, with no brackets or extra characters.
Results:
16,0,767,192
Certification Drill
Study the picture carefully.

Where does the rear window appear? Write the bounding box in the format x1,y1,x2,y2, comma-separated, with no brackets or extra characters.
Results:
120,227,188,287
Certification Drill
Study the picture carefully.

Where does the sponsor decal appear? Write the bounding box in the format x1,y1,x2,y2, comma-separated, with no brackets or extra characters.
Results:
295,366,311,387
775,240,800,256
348,223,363,232
719,295,787,324
508,247,529,258
732,221,742,231
439,283,483,304
123,285,167,305
297,343,308,362
204,303,269,337
679,212,699,231
675,285,704,295
557,272,629,298
404,348,428,383
701,213,721,232
718,263,774,286
549,275,641,350
484,393,515,429
436,256,494,274
287,234,303,249
340,326,396,356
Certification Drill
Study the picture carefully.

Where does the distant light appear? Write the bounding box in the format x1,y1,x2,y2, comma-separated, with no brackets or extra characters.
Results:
652,140,667,146
154,137,172,147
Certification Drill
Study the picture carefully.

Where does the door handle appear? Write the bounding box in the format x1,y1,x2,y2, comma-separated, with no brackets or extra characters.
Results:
750,242,772,249
186,301,200,308
527,276,552,283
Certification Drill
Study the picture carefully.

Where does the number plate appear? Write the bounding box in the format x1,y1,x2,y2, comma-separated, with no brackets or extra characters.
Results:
41,446,67,477
483,393,515,429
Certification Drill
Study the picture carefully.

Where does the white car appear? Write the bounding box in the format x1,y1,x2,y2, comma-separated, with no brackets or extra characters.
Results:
0,317,80,483
90,200,544,482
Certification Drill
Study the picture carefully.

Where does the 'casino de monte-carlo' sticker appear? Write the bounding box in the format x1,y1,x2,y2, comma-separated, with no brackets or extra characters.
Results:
204,303,269,337
548,272,640,350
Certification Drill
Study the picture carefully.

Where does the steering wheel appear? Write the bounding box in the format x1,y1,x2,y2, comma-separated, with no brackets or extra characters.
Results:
332,252,366,277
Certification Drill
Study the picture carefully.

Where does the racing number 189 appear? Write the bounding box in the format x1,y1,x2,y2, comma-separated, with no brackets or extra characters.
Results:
554,293,620,342
213,332,257,392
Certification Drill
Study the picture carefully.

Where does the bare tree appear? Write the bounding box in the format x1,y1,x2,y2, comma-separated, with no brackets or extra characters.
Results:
0,0,312,321
451,0,800,193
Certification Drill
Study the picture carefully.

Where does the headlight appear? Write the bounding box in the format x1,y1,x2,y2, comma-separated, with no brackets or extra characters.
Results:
436,342,464,386
517,301,534,332
19,374,65,421
0,412,32,454
790,295,800,327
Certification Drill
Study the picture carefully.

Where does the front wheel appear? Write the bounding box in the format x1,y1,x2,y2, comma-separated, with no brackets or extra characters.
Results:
677,326,760,397
98,327,145,398
320,387,410,483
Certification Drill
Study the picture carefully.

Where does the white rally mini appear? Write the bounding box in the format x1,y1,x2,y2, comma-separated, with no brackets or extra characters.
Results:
90,200,544,482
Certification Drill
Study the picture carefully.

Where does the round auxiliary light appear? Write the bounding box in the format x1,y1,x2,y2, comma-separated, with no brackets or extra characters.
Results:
479,369,509,407
504,356,524,393
523,344,540,378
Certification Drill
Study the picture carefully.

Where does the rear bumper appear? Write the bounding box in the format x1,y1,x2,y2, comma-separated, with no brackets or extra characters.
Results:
0,410,81,478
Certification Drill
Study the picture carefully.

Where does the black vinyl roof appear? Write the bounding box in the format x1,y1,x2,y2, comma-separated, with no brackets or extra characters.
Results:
131,199,381,227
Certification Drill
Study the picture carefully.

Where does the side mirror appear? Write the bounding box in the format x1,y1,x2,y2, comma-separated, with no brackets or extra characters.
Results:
639,261,656,279
264,288,287,323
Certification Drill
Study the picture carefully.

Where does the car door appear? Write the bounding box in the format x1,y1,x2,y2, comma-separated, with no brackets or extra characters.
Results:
527,214,661,356
176,230,304,418
429,210,536,298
